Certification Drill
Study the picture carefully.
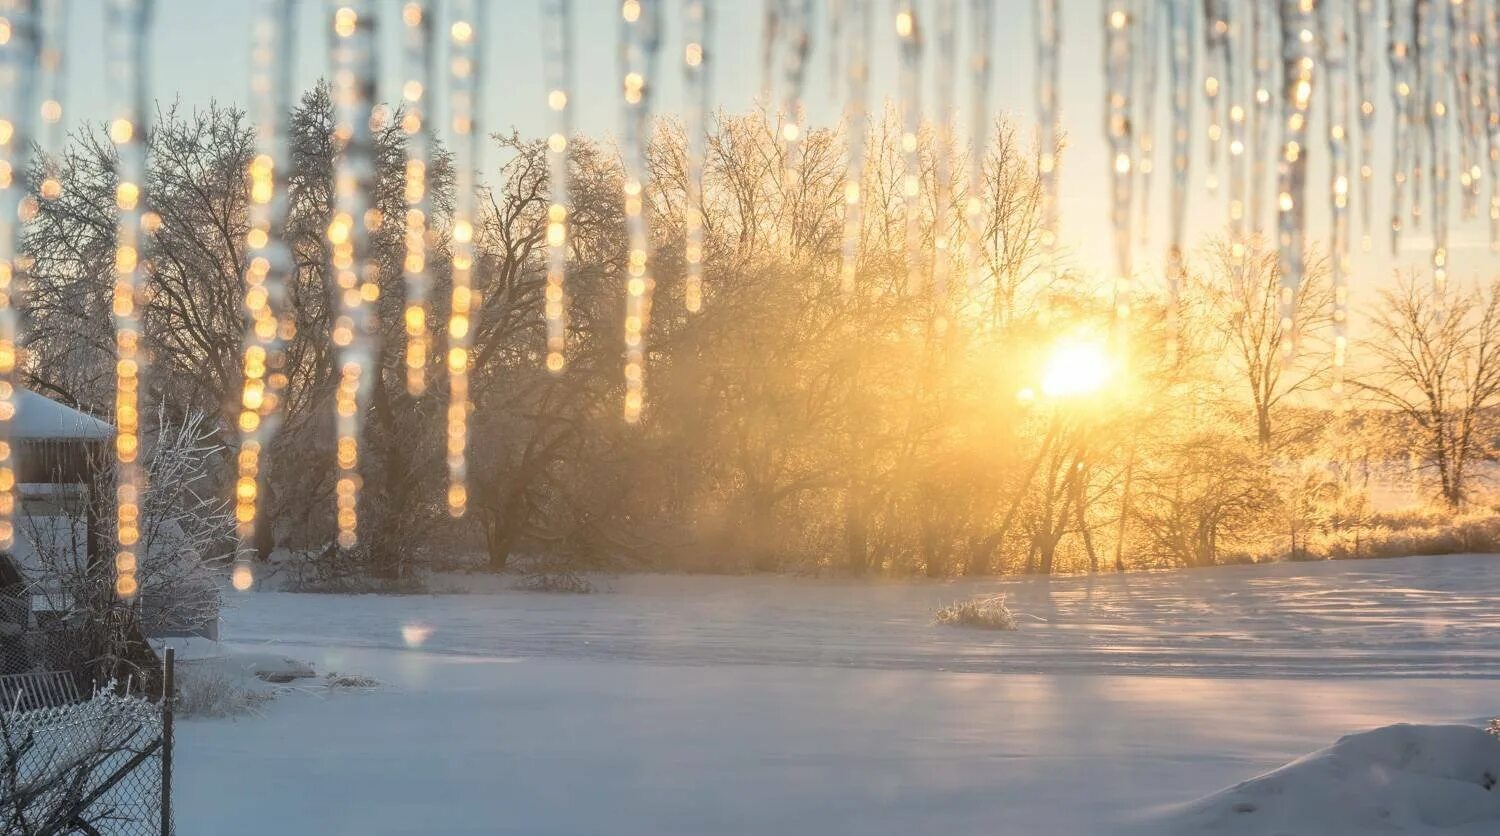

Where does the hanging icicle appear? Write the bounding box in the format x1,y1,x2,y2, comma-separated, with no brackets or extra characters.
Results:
1354,0,1377,252
682,0,709,313
1035,0,1060,252
1410,0,1427,232
400,0,433,392
931,0,956,324
106,0,152,598
838,0,870,293
542,0,574,365
35,0,63,202
1166,0,1194,356
328,1,377,542
1105,3,1134,328
0,0,37,555
1421,0,1451,296
1455,0,1482,221
895,0,923,295
1486,0,1500,250
760,0,779,104
1275,0,1315,361
779,0,811,180
1388,0,1414,251
1224,3,1248,235
620,0,660,424
1250,0,1279,234
1134,0,1158,249
964,0,994,302
234,0,296,591
1204,0,1228,195
447,0,484,510
1322,0,1350,396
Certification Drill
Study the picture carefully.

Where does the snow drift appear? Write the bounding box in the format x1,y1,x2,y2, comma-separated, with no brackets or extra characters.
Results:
1141,723,1500,835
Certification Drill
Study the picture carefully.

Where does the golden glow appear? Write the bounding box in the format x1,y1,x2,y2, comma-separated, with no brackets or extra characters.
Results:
1041,340,1113,399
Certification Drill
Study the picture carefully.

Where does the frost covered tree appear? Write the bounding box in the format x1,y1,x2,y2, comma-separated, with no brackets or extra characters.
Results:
1357,274,1500,509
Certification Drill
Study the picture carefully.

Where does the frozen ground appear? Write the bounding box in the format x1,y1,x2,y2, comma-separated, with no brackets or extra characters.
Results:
176,553,1500,834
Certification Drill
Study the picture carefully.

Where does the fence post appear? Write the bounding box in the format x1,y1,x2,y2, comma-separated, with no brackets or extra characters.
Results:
161,647,174,836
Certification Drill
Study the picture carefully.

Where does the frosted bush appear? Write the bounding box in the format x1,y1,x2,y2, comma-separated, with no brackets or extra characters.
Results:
324,672,382,689
934,595,1018,631
173,662,274,719
515,571,594,594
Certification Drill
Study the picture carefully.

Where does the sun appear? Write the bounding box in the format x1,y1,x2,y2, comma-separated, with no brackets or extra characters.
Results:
1041,339,1113,399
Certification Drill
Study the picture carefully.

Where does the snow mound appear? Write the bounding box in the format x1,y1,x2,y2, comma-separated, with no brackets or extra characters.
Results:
1143,724,1500,835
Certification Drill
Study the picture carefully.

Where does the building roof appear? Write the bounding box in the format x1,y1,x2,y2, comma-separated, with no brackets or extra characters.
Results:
13,389,114,441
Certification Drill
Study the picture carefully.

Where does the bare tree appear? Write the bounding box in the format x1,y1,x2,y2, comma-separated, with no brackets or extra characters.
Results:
1357,274,1500,508
1192,235,1333,452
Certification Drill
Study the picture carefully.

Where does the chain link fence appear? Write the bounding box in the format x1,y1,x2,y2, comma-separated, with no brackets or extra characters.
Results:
0,653,175,836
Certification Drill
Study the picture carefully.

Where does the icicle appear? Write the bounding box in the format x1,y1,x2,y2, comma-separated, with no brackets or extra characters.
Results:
542,0,574,364
1455,0,1483,221
838,0,870,293
1275,0,1315,361
827,0,844,99
1322,0,1350,397
1105,2,1134,327
0,0,37,555
400,1,433,391
931,0,956,325
105,0,152,598
1204,0,1228,195
1035,0,1060,251
779,0,810,180
447,0,484,508
895,1,923,295
1422,0,1450,296
963,0,994,302
1388,0,1414,252
620,0,661,424
35,0,64,202
235,0,296,590
1166,0,1193,354
1410,0,1428,232
1224,2,1248,236
682,0,708,313
1134,0,1158,249
1354,0,1377,252
1250,0,1279,234
760,0,778,103
327,1,377,541
1486,0,1500,250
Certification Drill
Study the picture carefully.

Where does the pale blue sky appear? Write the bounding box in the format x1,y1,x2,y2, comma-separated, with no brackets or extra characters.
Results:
53,1,1496,330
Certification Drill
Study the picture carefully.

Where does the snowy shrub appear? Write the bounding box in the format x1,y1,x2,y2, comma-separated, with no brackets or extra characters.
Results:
515,571,595,594
172,661,274,719
934,595,1018,631
324,672,382,689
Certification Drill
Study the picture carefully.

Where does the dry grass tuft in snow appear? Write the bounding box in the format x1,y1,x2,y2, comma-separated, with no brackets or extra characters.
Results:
324,672,382,689
174,662,277,719
934,595,1017,631
515,571,595,594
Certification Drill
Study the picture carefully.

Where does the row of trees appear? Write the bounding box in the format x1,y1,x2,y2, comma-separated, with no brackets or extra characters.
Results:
20,91,1500,580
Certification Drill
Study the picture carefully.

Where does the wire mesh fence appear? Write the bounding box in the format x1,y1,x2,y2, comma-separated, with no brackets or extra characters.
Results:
0,654,174,836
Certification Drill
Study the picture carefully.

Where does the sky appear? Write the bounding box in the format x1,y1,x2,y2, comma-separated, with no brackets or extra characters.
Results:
50,0,1498,336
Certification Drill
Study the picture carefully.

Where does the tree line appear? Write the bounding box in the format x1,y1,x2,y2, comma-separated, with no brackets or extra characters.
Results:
21,88,1500,581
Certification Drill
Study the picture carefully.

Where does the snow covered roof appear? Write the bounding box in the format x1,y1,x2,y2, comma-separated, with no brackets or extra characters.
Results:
13,388,113,441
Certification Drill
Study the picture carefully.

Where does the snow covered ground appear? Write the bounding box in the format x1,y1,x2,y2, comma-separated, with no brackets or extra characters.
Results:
176,554,1500,834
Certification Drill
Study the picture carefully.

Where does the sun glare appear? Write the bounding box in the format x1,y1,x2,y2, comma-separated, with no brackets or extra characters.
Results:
1041,340,1112,399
